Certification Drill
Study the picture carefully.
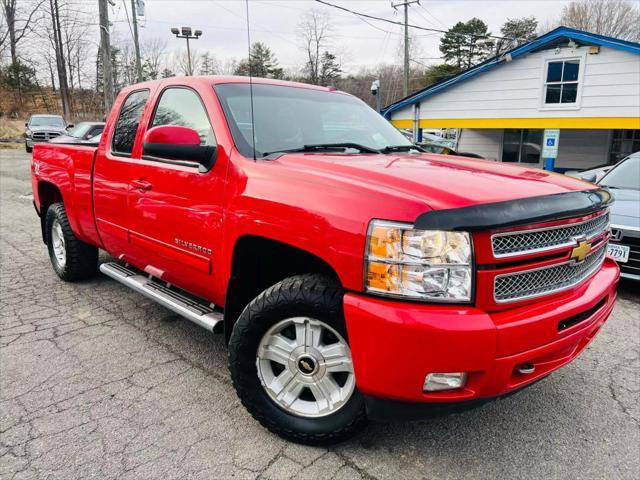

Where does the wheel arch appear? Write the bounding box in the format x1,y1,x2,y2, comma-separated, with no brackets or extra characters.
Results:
223,235,341,342
37,181,64,244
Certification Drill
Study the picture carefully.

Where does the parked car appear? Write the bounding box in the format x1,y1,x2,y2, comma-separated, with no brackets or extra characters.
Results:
599,152,640,280
421,132,457,149
31,76,619,445
49,122,105,144
566,163,614,183
24,114,71,153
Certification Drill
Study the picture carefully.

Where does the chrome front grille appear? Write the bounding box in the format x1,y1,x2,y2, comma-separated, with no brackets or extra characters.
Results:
491,212,609,257
494,243,607,302
32,131,61,141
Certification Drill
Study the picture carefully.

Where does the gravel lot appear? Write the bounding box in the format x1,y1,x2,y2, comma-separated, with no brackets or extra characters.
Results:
1,148,638,480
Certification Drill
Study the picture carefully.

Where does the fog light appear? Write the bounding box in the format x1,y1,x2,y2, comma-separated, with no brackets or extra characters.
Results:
423,372,468,392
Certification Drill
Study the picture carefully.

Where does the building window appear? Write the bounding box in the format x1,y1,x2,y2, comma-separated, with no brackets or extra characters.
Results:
610,129,640,163
502,129,543,163
544,60,580,104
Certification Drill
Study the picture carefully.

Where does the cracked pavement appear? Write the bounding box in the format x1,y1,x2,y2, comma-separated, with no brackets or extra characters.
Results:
1,148,639,479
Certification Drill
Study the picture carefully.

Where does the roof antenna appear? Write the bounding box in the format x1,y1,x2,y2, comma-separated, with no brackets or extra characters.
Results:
245,0,257,160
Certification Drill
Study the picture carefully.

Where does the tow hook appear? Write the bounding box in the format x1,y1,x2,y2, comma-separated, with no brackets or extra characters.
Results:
516,362,535,375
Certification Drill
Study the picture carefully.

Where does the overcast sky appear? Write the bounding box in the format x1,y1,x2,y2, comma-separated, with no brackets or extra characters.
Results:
109,0,573,72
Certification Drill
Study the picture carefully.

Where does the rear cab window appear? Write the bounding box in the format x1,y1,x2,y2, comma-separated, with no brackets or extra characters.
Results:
111,90,150,156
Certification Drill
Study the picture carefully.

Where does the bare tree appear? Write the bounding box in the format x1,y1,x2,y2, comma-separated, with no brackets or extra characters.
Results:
219,58,238,75
174,49,202,76
1,0,45,66
48,0,71,115
142,37,166,80
558,0,640,40
298,9,332,85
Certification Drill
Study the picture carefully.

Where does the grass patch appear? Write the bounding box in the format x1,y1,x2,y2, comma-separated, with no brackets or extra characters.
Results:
0,119,24,141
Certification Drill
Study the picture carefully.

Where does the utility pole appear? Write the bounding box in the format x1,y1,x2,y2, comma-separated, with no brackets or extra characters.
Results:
98,0,114,113
130,0,143,82
392,0,419,97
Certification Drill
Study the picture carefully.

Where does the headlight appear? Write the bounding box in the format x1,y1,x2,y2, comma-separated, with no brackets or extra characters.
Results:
25,129,32,137
365,220,473,302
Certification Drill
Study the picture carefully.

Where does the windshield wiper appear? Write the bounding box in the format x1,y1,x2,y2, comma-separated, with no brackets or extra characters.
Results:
380,144,426,154
262,143,381,158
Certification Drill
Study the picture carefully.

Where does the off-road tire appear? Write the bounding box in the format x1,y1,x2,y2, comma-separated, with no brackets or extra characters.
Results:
228,274,367,445
26,144,32,153
45,203,98,281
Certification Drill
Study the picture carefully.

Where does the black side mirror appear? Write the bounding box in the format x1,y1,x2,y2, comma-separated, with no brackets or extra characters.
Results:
25,122,28,127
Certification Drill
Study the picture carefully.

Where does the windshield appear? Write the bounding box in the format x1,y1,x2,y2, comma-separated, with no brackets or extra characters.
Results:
600,155,640,190
29,116,65,128
214,83,412,158
67,123,93,138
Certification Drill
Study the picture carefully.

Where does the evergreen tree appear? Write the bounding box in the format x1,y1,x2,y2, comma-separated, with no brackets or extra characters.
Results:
318,51,341,86
160,68,175,78
423,64,461,86
439,18,493,69
234,42,284,79
496,17,539,54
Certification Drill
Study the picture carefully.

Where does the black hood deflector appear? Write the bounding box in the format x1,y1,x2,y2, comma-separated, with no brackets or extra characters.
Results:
414,188,613,231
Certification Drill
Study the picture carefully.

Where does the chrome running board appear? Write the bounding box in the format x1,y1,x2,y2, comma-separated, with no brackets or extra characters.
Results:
100,262,222,332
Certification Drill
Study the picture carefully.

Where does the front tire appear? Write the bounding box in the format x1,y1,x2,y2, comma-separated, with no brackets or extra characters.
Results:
45,203,98,281
229,274,367,445
25,143,32,153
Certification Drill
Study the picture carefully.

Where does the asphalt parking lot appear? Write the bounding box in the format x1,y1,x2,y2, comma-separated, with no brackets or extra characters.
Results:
1,148,638,480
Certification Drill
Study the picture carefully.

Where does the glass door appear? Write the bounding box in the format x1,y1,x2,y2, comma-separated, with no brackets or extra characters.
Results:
502,129,544,167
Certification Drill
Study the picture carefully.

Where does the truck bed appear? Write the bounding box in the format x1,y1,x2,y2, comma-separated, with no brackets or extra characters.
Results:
32,142,101,246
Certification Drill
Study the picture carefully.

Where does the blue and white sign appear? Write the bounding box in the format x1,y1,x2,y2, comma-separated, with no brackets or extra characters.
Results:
542,129,561,158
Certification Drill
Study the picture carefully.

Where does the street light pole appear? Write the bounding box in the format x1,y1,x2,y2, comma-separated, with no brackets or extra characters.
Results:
185,36,192,76
171,27,202,76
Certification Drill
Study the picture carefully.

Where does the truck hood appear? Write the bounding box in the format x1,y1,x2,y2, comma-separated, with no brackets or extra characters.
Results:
275,153,597,211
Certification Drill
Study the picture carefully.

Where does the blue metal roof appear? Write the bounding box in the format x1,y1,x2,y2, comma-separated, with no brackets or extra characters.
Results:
383,27,640,118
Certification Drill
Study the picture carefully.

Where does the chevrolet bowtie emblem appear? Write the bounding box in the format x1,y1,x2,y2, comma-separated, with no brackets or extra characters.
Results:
570,240,592,262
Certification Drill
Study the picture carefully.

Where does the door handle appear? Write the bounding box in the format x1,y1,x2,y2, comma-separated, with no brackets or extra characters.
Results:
131,179,152,192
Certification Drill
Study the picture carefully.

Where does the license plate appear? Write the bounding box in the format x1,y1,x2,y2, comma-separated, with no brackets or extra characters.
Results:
607,244,630,263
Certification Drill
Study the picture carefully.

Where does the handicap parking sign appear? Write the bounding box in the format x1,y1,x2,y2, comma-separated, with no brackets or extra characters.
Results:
542,129,560,158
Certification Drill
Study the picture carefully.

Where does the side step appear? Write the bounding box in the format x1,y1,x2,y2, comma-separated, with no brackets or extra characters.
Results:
100,262,222,332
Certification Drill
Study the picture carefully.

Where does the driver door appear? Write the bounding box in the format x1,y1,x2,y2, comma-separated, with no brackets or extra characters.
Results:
126,85,226,301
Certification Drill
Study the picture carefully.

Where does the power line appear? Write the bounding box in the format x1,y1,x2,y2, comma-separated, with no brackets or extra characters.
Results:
313,0,513,41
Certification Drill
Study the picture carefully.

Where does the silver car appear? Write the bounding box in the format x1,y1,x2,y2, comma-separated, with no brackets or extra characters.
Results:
24,114,71,153
600,152,640,280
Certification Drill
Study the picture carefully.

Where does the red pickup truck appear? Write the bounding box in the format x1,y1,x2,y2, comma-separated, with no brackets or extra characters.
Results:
31,76,619,444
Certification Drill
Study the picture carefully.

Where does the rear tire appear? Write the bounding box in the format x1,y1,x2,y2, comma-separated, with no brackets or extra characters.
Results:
229,274,367,445
45,203,98,281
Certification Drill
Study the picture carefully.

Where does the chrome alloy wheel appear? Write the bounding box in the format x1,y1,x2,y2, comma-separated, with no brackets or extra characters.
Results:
256,317,356,418
51,219,66,268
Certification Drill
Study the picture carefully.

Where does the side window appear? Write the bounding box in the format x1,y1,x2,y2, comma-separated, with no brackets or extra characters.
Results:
151,88,215,146
112,90,150,155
